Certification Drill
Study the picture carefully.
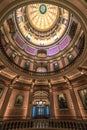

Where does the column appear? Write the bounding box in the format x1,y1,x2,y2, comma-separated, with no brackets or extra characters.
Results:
0,75,19,119
49,82,55,118
0,85,13,118
64,76,82,120
27,81,34,119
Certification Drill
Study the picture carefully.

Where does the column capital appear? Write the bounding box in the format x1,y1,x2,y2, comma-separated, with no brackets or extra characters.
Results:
78,67,87,75
48,80,52,89
10,75,20,86
31,79,35,89
63,76,73,89
63,76,82,119
9,85,14,89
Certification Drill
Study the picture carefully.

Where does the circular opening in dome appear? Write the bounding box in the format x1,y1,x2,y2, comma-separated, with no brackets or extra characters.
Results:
26,3,58,32
39,4,47,14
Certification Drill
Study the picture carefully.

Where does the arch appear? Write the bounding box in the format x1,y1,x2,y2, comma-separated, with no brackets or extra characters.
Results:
31,90,50,119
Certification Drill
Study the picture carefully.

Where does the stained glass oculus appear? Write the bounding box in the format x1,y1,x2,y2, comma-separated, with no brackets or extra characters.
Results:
39,4,47,14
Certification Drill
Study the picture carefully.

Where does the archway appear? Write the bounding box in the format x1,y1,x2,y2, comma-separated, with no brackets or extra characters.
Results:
31,91,50,119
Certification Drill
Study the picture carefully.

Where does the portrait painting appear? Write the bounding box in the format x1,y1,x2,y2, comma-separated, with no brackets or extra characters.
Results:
15,94,24,106
58,93,68,109
79,88,87,110
0,87,4,98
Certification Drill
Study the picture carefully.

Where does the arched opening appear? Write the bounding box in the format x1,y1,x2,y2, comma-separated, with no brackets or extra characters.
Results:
31,91,50,119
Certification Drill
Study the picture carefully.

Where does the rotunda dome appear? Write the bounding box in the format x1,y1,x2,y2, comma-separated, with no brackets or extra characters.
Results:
0,2,86,79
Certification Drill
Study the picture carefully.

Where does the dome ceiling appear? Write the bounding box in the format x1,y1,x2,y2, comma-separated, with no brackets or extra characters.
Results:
0,1,87,81
27,3,58,31
15,3,69,46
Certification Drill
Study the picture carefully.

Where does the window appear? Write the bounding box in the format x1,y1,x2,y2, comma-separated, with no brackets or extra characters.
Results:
24,61,29,70
54,63,59,71
68,54,74,63
32,101,50,118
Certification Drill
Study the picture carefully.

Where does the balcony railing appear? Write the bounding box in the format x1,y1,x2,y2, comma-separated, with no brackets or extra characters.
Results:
0,119,87,130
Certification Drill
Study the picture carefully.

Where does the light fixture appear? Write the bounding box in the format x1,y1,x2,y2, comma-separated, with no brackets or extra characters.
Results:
78,67,87,75
81,71,84,75
36,90,46,105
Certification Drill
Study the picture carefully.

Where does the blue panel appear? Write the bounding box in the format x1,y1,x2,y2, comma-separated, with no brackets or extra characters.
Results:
32,106,36,118
32,105,50,118
46,105,50,118
42,107,44,116
38,107,41,115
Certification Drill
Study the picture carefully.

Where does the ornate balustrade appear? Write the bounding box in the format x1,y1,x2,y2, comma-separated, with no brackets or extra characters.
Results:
0,119,87,130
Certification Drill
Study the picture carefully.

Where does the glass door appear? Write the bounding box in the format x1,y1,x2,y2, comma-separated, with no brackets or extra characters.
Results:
32,104,50,119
